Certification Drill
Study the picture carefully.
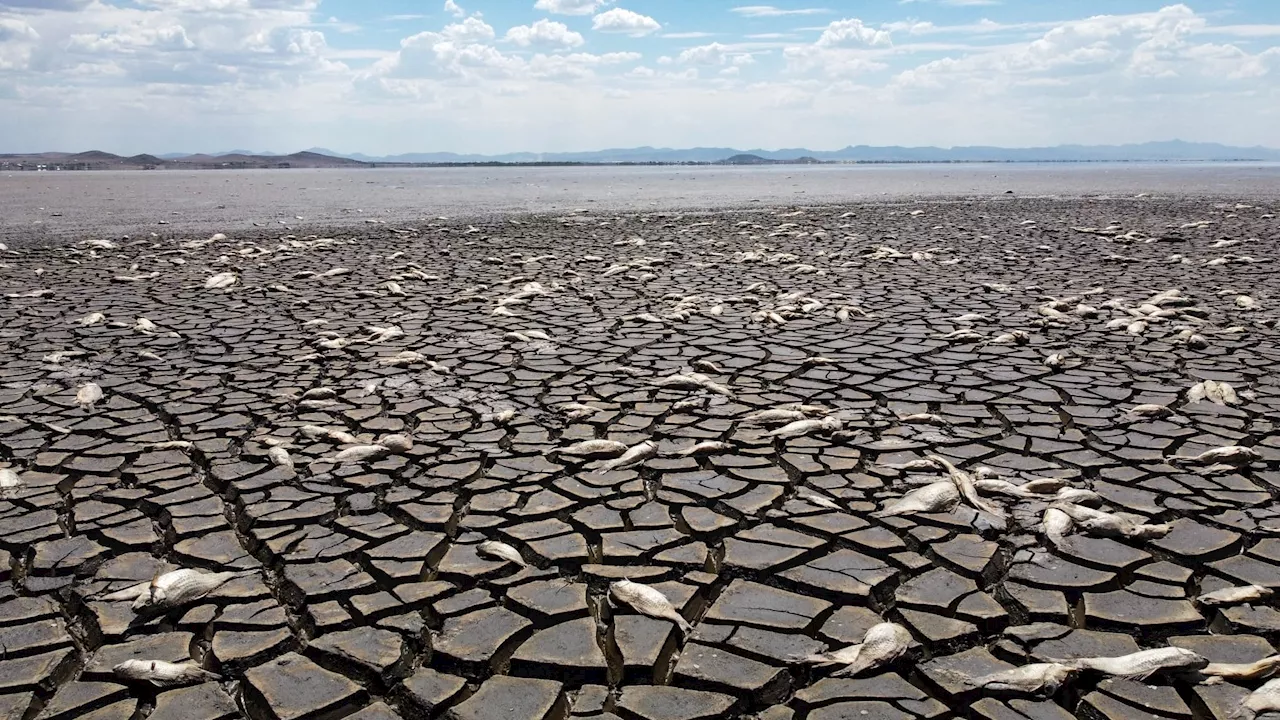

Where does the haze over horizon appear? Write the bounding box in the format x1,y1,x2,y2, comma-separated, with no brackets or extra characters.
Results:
2,0,1279,156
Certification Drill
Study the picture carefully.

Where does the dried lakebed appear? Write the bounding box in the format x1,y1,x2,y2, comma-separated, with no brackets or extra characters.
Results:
0,197,1278,720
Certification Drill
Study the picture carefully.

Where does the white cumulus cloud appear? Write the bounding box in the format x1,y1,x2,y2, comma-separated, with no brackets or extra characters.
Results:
592,8,659,36
444,0,465,18
816,18,892,47
534,0,611,16
505,19,584,48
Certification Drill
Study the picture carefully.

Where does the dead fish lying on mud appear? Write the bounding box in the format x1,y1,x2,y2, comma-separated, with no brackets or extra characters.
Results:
609,579,691,635
99,568,251,611
114,660,220,687
801,622,912,677
478,540,528,567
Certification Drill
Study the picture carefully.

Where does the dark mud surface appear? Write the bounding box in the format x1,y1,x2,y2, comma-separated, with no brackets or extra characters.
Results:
1,197,1279,720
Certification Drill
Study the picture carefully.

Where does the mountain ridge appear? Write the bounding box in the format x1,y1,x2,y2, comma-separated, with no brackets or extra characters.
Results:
4,140,1278,168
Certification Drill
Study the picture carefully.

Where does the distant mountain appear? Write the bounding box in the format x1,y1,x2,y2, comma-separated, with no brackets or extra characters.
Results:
0,150,366,170
6,140,1278,171
272,140,1280,164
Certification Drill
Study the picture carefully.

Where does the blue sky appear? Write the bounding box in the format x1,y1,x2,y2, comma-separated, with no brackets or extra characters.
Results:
1,1,1278,154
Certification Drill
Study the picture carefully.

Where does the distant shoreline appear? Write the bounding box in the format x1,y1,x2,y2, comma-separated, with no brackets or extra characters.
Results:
2,157,1274,172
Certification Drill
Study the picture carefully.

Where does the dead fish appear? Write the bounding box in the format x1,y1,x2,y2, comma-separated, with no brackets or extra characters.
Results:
1238,678,1280,720
377,350,426,367
952,313,989,323
1201,655,1280,681
135,350,163,362
113,660,220,687
1173,445,1260,466
1196,585,1273,607
76,382,104,410
976,477,1067,499
329,444,390,463
898,413,946,426
763,416,842,439
143,440,193,451
1187,379,1240,406
672,397,707,411
832,623,912,677
609,579,691,635
377,434,413,453
556,439,628,458
691,360,723,373
131,569,245,611
1043,353,1069,370
381,281,406,296
1068,647,1208,680
559,403,602,420
300,425,359,445
1053,488,1101,505
1129,404,1172,418
1236,295,1260,311
879,457,944,472
651,374,704,390
796,489,842,511
77,312,106,326
872,481,960,518
481,408,517,424
597,441,658,472
44,350,90,363
1052,502,1170,540
204,272,238,290
967,663,1077,695
929,454,1004,517
988,330,1031,345
741,409,806,426
267,446,293,470
478,540,527,567
0,468,21,495
673,441,733,457
1041,506,1074,547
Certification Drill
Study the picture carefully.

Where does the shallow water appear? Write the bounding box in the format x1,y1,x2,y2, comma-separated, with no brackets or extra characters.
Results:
2,161,1278,239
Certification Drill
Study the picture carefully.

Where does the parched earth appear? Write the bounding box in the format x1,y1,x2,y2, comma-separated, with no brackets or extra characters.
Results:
1,197,1278,720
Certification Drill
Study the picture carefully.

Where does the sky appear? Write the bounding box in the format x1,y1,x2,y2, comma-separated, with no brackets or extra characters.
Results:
1,0,1278,155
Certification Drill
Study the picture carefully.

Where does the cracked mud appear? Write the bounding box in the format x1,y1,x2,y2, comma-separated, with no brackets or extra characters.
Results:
1,197,1279,720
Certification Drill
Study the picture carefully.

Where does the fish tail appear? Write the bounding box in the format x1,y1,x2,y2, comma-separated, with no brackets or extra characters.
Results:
676,615,692,636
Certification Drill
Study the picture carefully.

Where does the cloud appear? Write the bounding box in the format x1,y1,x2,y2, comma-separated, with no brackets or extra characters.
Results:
67,24,196,53
0,0,93,10
677,42,756,67
0,18,40,42
731,6,826,17
816,18,892,47
663,32,714,39
444,0,465,19
534,0,611,16
591,8,660,36
900,0,1001,5
505,19,584,47
440,16,496,44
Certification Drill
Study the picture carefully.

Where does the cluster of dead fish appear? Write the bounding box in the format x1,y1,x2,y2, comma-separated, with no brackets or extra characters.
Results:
962,643,1280,702
95,568,250,685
